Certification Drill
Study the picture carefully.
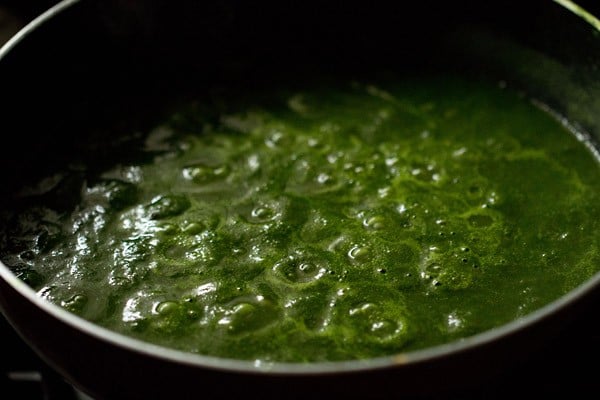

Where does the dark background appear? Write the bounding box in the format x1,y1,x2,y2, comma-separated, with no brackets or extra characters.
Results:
1,1,600,399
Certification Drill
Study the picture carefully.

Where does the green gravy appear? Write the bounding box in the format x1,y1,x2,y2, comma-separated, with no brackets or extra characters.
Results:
1,76,599,362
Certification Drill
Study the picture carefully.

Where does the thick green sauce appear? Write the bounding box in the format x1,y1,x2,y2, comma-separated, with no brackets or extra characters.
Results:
1,76,600,362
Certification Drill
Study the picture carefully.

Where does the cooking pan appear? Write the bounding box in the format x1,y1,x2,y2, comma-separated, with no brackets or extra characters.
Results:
1,0,600,398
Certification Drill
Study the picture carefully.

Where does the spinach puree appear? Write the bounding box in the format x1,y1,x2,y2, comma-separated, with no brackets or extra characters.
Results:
1,76,599,362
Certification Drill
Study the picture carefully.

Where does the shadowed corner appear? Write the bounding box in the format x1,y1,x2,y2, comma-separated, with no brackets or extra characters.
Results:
0,5,23,46
0,3,77,399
